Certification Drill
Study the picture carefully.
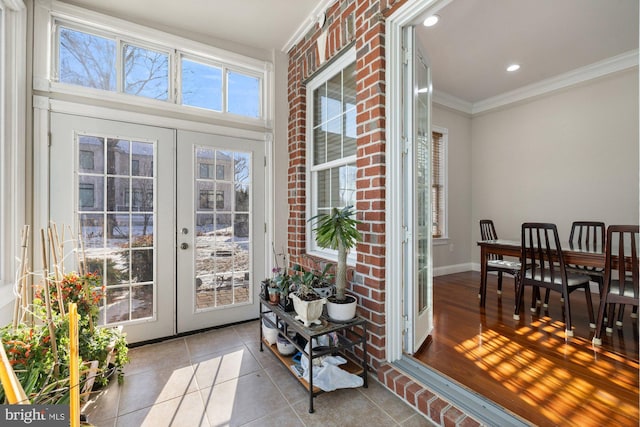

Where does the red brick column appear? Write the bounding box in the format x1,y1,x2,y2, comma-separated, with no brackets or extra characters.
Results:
286,0,408,373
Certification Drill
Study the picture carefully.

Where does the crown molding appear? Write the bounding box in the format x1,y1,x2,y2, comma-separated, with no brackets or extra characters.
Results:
281,0,335,53
432,91,472,114
472,49,639,115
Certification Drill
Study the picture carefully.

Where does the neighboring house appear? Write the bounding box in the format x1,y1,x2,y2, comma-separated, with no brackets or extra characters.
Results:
0,0,637,425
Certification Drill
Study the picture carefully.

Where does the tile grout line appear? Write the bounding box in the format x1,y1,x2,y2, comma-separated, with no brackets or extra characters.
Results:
356,376,416,426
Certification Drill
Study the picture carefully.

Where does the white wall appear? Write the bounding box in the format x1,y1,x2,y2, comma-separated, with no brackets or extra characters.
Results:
272,50,289,260
470,69,639,264
432,105,472,273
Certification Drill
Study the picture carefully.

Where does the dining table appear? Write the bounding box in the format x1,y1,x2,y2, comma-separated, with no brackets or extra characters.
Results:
477,239,606,307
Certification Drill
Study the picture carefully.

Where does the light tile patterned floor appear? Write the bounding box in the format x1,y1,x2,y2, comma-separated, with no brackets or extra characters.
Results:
82,320,433,427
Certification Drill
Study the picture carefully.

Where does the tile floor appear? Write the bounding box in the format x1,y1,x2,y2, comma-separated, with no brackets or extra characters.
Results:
82,320,432,427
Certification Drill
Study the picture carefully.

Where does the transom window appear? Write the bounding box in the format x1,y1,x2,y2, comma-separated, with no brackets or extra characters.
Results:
53,22,263,120
307,49,357,257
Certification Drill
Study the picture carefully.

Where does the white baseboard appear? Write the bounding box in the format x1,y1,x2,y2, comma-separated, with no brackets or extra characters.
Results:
433,263,474,277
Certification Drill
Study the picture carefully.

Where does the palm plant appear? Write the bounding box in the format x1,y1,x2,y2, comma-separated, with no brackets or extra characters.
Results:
309,206,361,301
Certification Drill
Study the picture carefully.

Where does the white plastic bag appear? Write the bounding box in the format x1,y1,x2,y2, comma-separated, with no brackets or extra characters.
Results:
300,338,364,392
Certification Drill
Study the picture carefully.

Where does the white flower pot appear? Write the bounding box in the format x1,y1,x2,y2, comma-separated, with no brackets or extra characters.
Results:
290,293,326,326
326,295,357,322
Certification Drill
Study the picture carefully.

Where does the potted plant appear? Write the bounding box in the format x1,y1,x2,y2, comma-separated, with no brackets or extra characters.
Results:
289,264,326,326
310,206,362,321
273,267,294,311
311,262,335,299
266,280,280,305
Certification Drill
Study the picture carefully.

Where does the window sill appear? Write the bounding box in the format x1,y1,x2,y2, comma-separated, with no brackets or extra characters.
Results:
305,249,357,267
433,238,450,246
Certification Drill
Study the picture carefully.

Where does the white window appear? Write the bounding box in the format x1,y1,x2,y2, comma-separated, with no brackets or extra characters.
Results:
306,49,357,259
0,0,26,294
37,2,270,125
431,127,448,239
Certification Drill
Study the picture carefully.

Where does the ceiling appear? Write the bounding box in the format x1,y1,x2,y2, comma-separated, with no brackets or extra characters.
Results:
61,0,638,108
416,0,639,106
60,0,323,52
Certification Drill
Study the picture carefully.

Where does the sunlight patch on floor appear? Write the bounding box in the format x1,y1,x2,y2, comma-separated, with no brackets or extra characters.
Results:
453,327,639,426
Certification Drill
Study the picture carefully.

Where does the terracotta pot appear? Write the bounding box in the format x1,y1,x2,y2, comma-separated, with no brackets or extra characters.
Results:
268,288,280,305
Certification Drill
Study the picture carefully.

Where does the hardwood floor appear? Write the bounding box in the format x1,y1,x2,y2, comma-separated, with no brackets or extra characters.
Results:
413,271,639,427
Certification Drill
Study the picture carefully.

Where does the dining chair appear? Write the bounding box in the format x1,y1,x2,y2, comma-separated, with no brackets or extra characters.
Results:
514,223,595,336
539,221,606,308
567,221,606,287
479,219,521,296
592,225,639,346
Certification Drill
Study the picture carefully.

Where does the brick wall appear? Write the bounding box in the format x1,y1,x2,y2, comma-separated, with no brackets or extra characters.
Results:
287,0,404,373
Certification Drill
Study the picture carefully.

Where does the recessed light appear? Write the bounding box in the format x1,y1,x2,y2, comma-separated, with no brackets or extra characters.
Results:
506,64,521,72
423,15,439,27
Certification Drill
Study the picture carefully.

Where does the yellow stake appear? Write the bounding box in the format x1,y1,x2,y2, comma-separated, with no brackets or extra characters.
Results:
69,303,80,427
0,338,28,404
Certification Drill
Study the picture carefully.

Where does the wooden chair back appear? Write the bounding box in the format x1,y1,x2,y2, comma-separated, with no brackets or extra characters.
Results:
569,221,605,252
480,220,501,261
603,225,639,301
521,222,566,289
593,225,639,345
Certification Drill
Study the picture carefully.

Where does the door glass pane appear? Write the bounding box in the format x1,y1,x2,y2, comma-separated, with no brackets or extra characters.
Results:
123,44,169,100
78,133,156,325
416,57,430,313
194,148,252,310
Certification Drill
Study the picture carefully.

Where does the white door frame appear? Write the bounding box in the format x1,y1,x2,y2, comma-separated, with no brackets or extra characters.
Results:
34,96,273,339
385,0,451,362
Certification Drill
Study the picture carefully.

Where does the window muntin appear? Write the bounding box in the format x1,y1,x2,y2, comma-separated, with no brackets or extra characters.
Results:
78,134,157,325
53,20,265,121
308,51,357,256
194,147,252,310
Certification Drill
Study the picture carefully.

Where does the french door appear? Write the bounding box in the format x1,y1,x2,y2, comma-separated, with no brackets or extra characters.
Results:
403,26,433,354
50,114,265,342
50,113,176,343
176,130,264,333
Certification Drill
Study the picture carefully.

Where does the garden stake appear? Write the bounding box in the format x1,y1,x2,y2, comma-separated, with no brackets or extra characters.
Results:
40,228,60,378
49,226,66,316
0,338,28,404
69,303,80,427
13,225,29,330
78,231,87,276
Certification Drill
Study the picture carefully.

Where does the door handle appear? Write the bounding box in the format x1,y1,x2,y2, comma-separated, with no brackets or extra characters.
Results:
180,242,189,250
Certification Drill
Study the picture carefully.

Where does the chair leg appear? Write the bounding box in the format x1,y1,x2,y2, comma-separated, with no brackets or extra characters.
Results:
563,290,573,337
497,272,503,295
513,283,525,320
631,305,638,319
584,286,595,328
543,289,550,307
530,286,538,312
616,304,626,327
606,303,616,333
593,293,609,346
